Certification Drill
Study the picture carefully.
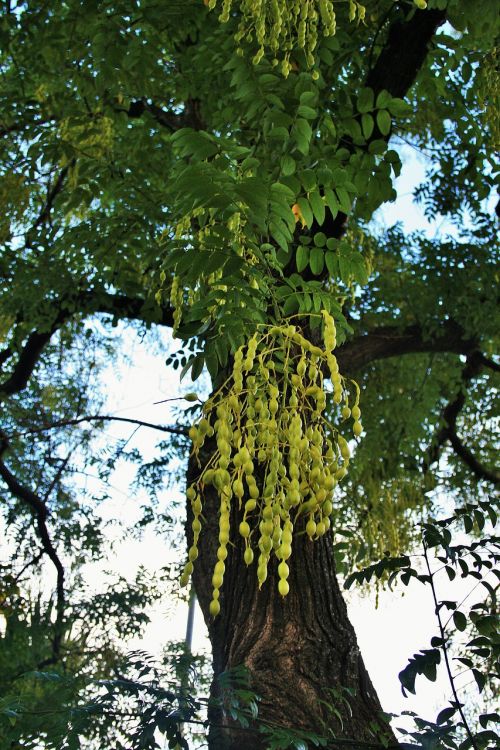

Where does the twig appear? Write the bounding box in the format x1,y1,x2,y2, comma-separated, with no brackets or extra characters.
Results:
423,542,479,750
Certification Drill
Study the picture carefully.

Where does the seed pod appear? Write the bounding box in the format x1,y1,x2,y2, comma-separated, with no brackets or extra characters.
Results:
239,520,250,538
278,579,290,597
209,599,220,617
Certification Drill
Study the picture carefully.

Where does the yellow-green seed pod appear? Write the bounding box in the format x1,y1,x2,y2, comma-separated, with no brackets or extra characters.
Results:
338,435,350,460
217,545,228,561
209,599,221,617
203,468,215,485
316,520,326,536
278,579,290,597
212,572,223,589
306,517,317,538
245,498,257,512
278,560,289,579
257,562,268,586
239,520,250,538
244,546,254,565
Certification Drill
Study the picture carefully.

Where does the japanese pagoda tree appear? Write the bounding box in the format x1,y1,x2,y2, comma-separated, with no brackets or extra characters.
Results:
0,1,498,749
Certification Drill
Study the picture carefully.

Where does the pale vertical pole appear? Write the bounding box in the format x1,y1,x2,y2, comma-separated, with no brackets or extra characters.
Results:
177,585,196,746
185,585,196,652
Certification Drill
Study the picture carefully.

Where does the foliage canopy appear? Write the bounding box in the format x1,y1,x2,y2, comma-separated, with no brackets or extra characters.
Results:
0,0,498,748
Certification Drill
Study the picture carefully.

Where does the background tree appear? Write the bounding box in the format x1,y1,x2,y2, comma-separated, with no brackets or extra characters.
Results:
0,1,498,748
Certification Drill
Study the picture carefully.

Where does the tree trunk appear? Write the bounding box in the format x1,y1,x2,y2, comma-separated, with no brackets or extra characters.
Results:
188,455,394,750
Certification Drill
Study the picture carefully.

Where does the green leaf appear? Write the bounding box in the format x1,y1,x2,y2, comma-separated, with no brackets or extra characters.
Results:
357,87,374,113
297,105,317,120
300,169,317,192
268,126,289,140
453,611,467,631
376,89,391,109
191,355,205,382
281,155,296,175
324,188,339,219
313,232,326,247
472,668,486,693
205,350,219,380
300,91,317,107
475,614,498,636
335,187,351,213
368,139,387,155
388,97,412,117
296,245,310,273
269,223,290,252
283,293,300,315
309,190,325,225
361,113,374,140
293,118,313,155
376,109,391,136
297,197,314,228
309,247,324,275
325,251,338,277
436,706,457,725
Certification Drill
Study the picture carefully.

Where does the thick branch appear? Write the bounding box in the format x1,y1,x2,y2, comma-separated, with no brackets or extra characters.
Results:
335,320,476,373
304,5,447,248
0,291,173,398
0,431,66,660
365,8,446,97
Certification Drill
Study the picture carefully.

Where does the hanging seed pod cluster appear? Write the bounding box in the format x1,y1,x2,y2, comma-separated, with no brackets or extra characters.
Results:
206,0,345,76
206,1,428,75
180,311,363,616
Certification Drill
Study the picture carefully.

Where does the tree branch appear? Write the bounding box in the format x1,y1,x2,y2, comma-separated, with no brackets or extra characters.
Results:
124,97,204,131
335,320,476,373
423,352,499,484
0,290,174,398
477,353,500,373
365,8,446,98
301,5,448,249
30,164,70,232
447,429,500,485
0,431,66,661
13,414,188,438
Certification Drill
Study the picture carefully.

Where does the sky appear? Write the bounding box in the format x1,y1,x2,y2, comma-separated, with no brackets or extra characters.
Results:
76,142,489,745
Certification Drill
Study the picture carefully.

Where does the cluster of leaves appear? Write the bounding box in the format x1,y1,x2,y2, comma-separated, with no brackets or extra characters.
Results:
345,496,499,749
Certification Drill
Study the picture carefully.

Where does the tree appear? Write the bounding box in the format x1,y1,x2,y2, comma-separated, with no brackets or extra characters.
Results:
0,1,498,748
